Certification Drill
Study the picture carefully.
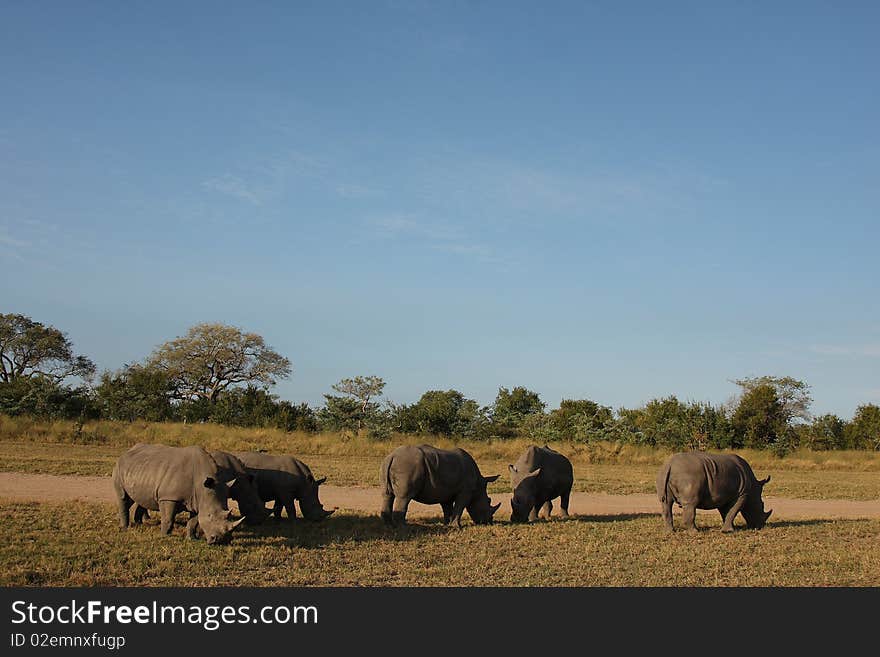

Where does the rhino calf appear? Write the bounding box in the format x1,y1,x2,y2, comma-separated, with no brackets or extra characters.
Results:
656,451,772,532
380,444,501,527
509,445,574,522
112,443,244,544
209,450,270,524
233,452,336,522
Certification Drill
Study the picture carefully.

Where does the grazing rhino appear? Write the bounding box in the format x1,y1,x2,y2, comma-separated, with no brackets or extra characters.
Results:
232,452,336,522
112,443,244,544
509,445,574,522
380,444,501,527
656,451,772,532
209,450,270,524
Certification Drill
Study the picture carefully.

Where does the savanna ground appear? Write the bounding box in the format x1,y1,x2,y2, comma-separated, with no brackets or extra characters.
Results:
1,415,879,586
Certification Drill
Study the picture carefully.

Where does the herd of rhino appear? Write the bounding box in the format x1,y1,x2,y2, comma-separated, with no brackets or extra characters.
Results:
112,442,772,545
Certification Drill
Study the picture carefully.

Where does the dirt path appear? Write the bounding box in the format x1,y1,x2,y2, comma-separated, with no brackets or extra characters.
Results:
2,471,879,520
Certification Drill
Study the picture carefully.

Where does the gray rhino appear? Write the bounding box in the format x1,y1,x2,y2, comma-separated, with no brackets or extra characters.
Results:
112,443,244,544
232,452,336,521
209,450,270,524
656,451,772,532
509,445,574,522
380,444,501,527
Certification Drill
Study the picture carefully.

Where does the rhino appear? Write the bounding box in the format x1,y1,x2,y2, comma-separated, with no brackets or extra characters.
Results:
380,444,501,527
209,450,270,524
656,451,772,532
232,451,336,521
112,443,244,544
509,445,574,522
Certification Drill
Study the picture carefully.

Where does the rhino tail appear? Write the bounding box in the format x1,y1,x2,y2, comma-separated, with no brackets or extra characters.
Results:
380,454,394,497
657,460,672,504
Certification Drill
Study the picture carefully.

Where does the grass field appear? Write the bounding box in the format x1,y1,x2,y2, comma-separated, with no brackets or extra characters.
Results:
2,500,878,586
2,415,879,499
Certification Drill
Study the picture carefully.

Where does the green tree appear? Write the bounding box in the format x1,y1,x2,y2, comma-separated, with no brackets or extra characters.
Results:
331,376,385,429
0,313,95,384
549,399,614,442
95,364,175,422
800,414,847,451
492,386,545,428
317,395,365,433
845,404,880,450
734,376,812,424
731,384,787,448
147,323,291,403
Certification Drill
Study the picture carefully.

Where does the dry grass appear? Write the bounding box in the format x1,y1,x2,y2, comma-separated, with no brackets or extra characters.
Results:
2,415,879,498
2,499,878,587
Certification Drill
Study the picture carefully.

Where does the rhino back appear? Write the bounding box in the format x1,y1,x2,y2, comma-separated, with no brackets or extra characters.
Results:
512,445,573,493
115,444,215,511
667,451,748,508
411,445,479,504
232,451,308,500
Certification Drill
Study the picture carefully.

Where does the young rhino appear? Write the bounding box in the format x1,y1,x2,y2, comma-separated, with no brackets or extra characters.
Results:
657,451,772,532
509,445,574,522
233,452,336,522
380,444,501,527
209,450,270,525
113,444,243,544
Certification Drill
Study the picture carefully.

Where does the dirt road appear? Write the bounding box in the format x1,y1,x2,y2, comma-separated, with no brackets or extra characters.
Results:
2,471,879,520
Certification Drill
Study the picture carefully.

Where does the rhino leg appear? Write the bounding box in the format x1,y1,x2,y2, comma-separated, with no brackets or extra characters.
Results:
661,496,675,532
441,501,454,525
271,499,283,520
380,493,394,525
527,505,539,523
281,494,297,521
391,496,411,527
159,500,179,535
448,492,469,528
115,489,133,530
559,491,570,518
132,505,148,525
720,496,746,533
186,513,201,540
540,500,553,520
681,503,698,532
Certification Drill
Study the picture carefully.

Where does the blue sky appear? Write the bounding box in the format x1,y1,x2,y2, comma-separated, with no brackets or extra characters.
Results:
1,1,878,418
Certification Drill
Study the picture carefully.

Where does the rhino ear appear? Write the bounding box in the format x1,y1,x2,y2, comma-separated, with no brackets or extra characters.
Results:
508,464,517,474
315,477,327,486
484,474,500,483
759,476,771,486
203,477,216,489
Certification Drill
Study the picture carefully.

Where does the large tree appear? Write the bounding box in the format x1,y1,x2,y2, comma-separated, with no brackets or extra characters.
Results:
0,313,95,383
845,404,880,451
492,386,545,426
329,375,385,430
731,384,787,448
734,376,813,424
147,323,291,402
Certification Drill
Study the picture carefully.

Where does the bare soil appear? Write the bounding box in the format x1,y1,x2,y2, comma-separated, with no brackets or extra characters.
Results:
1,471,879,520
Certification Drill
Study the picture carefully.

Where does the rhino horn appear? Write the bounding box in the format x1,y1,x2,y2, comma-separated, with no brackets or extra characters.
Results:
764,509,773,521
226,477,237,488
484,474,500,483
759,476,771,486
323,507,336,518
490,502,501,516
230,517,246,530
315,477,327,486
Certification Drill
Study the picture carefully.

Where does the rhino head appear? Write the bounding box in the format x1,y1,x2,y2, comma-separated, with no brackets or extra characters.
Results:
198,477,247,544
299,475,337,522
741,475,773,529
466,474,502,525
228,472,270,525
509,465,541,523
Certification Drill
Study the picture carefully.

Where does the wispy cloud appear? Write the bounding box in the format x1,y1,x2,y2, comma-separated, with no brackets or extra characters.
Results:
366,215,500,264
202,174,270,205
810,344,880,358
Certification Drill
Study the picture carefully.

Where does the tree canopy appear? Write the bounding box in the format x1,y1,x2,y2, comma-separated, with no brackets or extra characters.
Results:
0,313,95,384
147,323,291,402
